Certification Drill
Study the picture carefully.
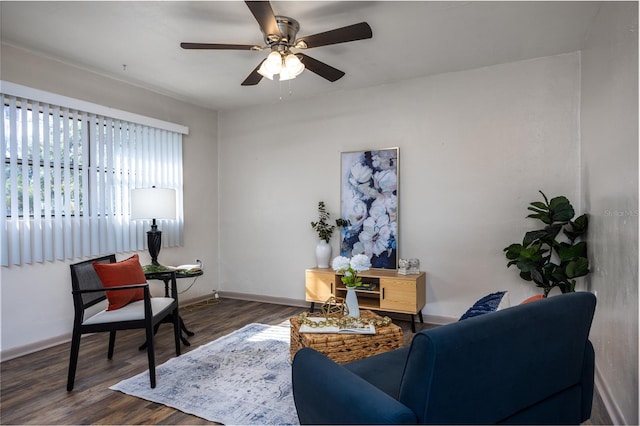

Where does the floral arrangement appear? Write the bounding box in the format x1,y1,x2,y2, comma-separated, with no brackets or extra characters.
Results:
331,254,371,287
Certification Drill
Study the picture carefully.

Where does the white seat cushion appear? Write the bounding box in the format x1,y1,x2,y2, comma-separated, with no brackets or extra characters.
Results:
82,297,175,325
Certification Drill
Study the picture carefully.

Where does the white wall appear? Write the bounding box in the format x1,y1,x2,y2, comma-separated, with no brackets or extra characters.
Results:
219,53,582,318
580,2,639,424
0,44,219,358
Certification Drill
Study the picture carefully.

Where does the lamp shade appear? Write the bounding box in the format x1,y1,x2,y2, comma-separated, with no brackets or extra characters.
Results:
130,188,176,220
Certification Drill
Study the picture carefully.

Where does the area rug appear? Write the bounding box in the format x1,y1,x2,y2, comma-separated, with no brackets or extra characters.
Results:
110,323,299,425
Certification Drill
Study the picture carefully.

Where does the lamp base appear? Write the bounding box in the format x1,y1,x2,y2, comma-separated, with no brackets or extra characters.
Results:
147,220,162,266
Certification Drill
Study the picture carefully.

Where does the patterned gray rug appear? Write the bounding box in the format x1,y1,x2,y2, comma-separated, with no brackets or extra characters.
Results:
110,323,299,425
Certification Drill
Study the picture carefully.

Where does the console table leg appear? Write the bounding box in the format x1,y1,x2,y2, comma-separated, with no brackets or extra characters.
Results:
309,302,315,313
410,315,416,333
418,310,424,324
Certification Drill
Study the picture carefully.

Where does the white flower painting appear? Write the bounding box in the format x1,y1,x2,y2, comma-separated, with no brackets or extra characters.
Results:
340,148,398,269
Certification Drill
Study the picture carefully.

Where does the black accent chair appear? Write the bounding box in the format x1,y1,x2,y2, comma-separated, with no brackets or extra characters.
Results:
67,254,181,391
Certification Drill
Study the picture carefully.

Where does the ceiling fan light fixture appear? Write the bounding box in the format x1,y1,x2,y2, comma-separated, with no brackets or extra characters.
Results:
263,51,283,74
257,60,274,80
285,54,305,77
279,67,294,81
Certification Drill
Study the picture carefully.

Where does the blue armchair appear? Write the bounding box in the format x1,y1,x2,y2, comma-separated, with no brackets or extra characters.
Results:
292,292,596,424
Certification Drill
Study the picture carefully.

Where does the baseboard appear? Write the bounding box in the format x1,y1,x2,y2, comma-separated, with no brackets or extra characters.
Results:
1,333,72,362
219,291,309,309
422,314,457,325
594,362,626,424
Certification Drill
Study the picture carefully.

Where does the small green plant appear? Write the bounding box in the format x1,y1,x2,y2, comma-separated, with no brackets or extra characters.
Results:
504,191,589,296
311,201,336,243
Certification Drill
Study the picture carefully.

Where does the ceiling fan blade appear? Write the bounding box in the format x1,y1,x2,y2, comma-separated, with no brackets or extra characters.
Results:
245,1,280,40
181,42,258,50
297,53,345,82
241,62,264,86
295,22,372,49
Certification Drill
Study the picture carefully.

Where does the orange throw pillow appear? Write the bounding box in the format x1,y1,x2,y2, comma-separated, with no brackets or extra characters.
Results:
520,294,545,304
93,254,147,310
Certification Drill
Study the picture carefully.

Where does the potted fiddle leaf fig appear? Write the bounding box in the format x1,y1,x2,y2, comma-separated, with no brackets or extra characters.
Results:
504,191,590,296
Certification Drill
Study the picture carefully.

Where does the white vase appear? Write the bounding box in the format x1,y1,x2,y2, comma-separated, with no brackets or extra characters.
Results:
315,240,332,268
345,287,360,318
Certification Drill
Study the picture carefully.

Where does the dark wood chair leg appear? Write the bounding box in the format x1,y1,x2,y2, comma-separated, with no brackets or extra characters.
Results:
67,329,81,391
173,308,181,356
108,330,116,359
145,322,156,388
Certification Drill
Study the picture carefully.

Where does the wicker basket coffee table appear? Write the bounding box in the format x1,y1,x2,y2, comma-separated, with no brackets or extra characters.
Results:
289,310,403,364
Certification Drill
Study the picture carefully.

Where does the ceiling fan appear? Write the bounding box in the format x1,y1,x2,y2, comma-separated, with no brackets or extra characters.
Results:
180,1,373,86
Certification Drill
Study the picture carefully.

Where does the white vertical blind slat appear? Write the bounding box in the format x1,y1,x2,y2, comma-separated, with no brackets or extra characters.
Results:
51,105,64,260
62,108,73,259
88,114,99,256
42,103,53,261
80,111,90,257
20,98,32,263
8,97,20,265
1,98,8,266
71,110,82,258
31,101,43,263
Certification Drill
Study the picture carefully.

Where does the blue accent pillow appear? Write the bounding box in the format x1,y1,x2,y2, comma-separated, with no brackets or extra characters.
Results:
459,291,507,321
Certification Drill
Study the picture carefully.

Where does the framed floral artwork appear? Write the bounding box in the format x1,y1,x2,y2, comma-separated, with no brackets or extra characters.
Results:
339,148,398,269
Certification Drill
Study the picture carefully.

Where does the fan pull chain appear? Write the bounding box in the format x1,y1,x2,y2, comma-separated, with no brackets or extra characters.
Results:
277,79,294,101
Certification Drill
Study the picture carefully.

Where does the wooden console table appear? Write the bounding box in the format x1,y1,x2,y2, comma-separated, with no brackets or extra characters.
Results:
305,267,426,332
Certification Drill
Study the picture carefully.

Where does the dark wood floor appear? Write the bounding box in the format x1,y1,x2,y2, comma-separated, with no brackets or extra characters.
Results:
1,298,611,425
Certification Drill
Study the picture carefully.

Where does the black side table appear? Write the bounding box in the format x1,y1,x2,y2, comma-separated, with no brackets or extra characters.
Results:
143,269,203,346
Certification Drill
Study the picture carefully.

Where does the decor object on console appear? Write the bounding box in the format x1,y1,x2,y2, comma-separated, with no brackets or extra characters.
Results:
504,190,589,296
340,148,398,269
311,201,335,268
131,186,177,266
332,254,371,318
321,296,347,319
292,292,597,424
398,258,420,275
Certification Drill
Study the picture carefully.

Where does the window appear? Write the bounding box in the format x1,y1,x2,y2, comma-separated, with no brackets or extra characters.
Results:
2,88,185,266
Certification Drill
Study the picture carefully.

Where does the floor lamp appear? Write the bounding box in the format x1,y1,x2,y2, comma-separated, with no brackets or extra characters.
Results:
131,187,177,266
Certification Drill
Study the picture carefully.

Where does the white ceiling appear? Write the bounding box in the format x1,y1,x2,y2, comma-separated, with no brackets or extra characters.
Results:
1,1,601,111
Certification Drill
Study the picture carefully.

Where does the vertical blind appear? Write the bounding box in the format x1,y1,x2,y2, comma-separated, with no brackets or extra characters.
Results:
2,94,184,266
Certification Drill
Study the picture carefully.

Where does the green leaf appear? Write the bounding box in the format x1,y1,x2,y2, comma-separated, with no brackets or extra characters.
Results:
504,243,523,260
527,206,547,215
564,214,588,241
566,257,589,278
557,241,587,260
519,271,532,281
548,196,575,222
529,201,548,210
526,212,551,224
530,269,545,285
523,230,548,246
